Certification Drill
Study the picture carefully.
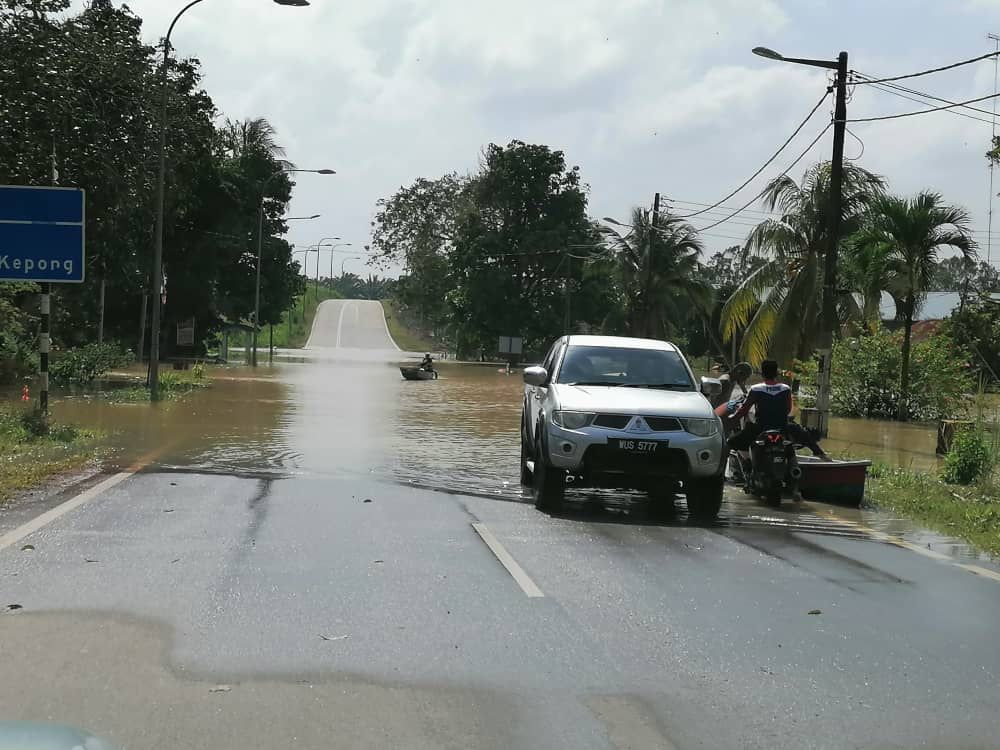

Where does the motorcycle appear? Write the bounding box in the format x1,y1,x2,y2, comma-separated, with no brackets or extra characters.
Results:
735,429,802,506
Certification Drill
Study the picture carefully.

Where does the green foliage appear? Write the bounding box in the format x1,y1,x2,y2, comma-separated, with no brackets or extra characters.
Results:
599,207,713,341
824,328,972,421
939,301,1000,383
721,162,886,364
0,3,305,371
49,343,133,386
941,427,992,485
191,363,206,381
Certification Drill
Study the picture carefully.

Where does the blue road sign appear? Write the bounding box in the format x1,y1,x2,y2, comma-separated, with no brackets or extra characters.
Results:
0,185,86,283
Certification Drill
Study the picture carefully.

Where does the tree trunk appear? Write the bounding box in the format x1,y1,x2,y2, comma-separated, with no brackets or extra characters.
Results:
898,293,914,422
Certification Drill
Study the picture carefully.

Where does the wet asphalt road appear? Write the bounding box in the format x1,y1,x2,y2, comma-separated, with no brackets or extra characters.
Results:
2,299,1000,749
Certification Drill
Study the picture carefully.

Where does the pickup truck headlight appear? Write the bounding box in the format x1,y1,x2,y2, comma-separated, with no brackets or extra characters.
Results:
551,411,596,430
683,418,719,437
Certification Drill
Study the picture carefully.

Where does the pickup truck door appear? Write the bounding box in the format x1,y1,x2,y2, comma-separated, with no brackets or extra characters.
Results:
527,341,563,441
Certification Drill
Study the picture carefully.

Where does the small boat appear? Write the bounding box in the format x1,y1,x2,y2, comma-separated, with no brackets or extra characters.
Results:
400,366,437,381
797,456,872,507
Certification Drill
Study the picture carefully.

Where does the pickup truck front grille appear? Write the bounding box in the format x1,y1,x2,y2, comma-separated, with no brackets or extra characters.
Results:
644,416,683,432
593,414,631,429
592,414,683,432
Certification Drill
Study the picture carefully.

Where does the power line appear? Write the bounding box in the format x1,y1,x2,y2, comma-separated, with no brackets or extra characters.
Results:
851,51,1000,86
854,72,998,117
692,123,833,233
852,73,999,125
676,89,831,220
663,198,780,219
847,92,1000,123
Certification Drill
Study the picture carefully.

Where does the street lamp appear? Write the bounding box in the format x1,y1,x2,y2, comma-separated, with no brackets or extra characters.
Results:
252,169,335,366
149,0,312,396
341,256,362,276
751,45,848,437
311,236,341,301
328,242,354,278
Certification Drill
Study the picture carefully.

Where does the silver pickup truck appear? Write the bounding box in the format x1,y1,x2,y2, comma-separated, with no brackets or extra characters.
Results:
520,335,725,518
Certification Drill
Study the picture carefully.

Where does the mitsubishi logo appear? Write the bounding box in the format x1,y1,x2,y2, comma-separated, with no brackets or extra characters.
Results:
628,416,651,433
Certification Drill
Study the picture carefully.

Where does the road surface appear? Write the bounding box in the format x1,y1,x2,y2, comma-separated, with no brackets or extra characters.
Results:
2,301,999,749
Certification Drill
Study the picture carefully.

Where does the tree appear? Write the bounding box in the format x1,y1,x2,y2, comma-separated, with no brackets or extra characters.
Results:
599,206,713,341
721,162,886,364
447,141,593,356
928,255,1000,293
858,192,976,421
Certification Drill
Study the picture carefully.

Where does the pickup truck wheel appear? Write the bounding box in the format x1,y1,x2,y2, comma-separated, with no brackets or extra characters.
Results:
533,435,566,511
519,424,532,487
686,476,724,520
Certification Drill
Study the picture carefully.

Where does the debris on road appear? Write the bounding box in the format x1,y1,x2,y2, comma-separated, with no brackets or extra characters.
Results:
319,634,350,642
7,604,23,611
808,609,822,615
20,544,34,552
209,685,232,693
171,558,181,564
374,559,384,564
85,558,99,563
163,509,175,513
363,498,372,503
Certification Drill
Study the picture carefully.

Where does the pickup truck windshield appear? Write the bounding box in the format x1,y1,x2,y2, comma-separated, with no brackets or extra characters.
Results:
556,345,695,390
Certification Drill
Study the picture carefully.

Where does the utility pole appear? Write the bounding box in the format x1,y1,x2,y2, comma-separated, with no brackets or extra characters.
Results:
815,51,849,438
988,33,999,266
648,192,660,338
138,292,148,362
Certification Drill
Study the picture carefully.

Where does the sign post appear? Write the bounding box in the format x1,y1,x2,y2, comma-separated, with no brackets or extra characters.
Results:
0,186,86,414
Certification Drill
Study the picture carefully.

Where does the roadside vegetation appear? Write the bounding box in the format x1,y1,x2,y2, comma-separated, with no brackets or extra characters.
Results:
381,300,440,353
0,406,100,503
109,367,209,403
865,460,1000,558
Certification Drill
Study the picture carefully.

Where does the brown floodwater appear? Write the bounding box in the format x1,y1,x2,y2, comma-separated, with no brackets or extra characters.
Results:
40,356,996,567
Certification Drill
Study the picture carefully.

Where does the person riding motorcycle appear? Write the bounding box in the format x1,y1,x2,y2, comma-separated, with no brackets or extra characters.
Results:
420,353,435,372
727,360,829,499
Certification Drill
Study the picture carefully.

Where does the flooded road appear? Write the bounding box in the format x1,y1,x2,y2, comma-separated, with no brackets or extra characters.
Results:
7,299,1000,750
50,338,992,568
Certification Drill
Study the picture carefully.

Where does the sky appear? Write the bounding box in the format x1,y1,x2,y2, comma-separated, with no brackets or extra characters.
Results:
71,0,1000,279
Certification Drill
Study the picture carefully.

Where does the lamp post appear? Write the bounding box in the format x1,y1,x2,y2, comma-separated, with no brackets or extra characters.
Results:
328,242,353,278
340,256,362,276
751,46,848,437
149,0,312,397
311,236,341,301
252,170,335,367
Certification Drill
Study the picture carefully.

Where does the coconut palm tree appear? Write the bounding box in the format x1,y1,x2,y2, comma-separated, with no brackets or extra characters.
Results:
599,206,713,340
858,192,976,421
219,117,288,166
721,162,886,364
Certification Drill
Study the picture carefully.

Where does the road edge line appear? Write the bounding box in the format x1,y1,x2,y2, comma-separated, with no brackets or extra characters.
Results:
472,523,544,598
378,301,402,351
0,471,133,553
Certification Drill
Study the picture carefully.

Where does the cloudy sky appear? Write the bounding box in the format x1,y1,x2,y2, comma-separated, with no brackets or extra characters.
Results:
74,0,1000,278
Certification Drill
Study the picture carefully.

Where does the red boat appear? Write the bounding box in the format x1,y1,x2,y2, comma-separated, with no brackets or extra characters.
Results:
796,456,872,507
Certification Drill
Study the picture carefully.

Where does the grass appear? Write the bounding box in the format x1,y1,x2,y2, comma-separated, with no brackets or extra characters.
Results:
863,461,1000,557
108,367,210,402
227,287,342,351
0,406,102,504
380,300,440,353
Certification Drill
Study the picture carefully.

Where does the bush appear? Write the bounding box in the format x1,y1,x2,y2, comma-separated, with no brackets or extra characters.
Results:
826,328,973,421
50,343,134,386
941,427,993,485
191,363,206,381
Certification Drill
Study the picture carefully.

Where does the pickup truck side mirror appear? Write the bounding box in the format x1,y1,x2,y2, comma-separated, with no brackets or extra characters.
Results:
700,376,722,397
523,366,548,387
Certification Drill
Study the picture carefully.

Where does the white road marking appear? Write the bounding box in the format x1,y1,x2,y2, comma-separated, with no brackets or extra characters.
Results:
335,300,351,349
957,563,1000,583
0,471,132,553
379,302,402,351
472,523,544,598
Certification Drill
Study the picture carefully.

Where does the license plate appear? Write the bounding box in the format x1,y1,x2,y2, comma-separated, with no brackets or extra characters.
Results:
610,439,666,454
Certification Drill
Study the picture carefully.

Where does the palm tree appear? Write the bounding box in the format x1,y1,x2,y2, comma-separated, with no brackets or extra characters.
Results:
721,162,885,364
841,237,892,333
219,117,288,166
858,192,976,420
600,206,713,340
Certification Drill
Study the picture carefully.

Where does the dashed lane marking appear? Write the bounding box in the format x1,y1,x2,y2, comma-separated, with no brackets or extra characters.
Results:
472,523,545,598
